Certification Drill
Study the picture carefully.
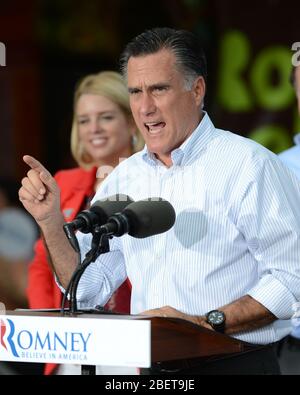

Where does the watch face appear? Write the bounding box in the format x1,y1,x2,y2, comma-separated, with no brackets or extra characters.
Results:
208,310,225,325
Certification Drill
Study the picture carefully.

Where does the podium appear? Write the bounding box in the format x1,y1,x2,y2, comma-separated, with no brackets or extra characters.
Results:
150,316,255,363
0,310,256,372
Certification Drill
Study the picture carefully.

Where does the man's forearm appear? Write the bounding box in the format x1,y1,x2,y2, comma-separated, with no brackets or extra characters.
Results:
214,295,277,335
39,215,78,289
142,295,277,336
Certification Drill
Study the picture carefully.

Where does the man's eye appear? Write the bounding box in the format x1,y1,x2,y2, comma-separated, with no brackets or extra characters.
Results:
129,90,141,95
154,86,168,93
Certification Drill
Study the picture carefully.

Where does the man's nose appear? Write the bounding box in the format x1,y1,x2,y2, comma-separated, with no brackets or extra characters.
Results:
139,93,156,116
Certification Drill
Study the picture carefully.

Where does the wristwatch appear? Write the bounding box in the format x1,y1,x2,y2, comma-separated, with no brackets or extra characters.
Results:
205,310,226,333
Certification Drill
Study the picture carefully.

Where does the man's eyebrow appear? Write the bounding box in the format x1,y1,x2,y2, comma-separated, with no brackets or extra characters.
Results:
150,82,171,89
128,82,171,93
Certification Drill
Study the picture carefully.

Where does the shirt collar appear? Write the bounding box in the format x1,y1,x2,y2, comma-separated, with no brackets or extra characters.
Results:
142,112,215,167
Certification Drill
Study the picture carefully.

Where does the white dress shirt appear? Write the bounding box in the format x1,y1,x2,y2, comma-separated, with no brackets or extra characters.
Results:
74,113,300,345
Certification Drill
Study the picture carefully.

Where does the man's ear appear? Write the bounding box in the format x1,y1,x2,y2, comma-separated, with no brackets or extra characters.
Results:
192,76,206,106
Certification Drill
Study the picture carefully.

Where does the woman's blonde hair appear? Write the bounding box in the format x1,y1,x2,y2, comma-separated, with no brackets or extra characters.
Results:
71,71,143,168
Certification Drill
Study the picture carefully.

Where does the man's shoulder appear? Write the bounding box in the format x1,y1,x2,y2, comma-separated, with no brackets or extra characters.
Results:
104,150,144,176
120,150,145,166
93,151,145,199
214,127,275,163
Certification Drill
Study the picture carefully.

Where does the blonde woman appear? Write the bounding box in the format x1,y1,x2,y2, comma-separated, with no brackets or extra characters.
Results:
26,71,142,375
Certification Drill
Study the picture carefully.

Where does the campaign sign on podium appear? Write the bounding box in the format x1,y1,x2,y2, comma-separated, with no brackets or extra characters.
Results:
0,312,151,367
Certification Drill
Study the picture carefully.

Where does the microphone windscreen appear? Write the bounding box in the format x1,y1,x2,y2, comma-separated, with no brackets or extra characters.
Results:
123,198,176,238
90,194,133,223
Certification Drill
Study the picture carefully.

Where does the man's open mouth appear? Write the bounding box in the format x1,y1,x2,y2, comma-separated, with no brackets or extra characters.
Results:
145,122,166,133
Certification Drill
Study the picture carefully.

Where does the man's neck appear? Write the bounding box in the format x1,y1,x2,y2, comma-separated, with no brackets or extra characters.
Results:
154,153,173,168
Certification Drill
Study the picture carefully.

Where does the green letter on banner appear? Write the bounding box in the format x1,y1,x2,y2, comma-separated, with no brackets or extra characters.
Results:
218,31,253,112
250,47,294,110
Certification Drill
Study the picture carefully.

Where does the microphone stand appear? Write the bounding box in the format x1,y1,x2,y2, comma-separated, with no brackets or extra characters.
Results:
66,225,111,376
69,225,111,314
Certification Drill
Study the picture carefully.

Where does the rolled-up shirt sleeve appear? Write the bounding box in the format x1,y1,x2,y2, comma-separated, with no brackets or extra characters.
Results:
235,155,300,319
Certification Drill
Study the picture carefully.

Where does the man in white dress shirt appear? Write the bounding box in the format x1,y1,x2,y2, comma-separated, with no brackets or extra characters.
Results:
19,28,300,374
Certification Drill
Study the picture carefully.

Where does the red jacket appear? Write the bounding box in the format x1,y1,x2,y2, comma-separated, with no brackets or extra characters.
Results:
26,167,131,375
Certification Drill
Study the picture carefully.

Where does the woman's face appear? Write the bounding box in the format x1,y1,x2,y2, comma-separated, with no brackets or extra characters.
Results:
76,94,133,165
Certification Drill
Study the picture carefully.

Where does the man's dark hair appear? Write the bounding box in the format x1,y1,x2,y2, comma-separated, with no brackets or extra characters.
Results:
120,27,207,88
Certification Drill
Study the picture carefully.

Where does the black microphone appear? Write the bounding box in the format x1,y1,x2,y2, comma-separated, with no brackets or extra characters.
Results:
100,198,176,239
65,194,134,234
63,194,133,252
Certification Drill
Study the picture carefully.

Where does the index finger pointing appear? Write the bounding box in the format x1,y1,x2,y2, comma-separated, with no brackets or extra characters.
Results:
23,155,49,174
23,155,57,193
